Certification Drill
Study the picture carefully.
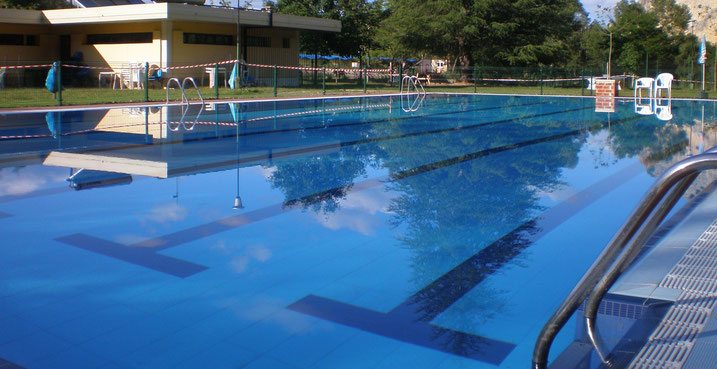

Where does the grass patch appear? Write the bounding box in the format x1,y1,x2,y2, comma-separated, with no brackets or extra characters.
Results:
0,82,713,109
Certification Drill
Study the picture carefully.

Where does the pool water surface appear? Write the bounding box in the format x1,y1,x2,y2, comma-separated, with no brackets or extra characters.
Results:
1,94,716,369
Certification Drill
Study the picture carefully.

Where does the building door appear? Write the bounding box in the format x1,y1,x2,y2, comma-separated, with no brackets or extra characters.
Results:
60,35,71,62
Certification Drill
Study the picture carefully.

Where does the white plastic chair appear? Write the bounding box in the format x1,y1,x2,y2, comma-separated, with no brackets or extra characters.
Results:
634,77,654,101
654,102,672,121
0,67,5,89
634,100,653,115
654,73,673,99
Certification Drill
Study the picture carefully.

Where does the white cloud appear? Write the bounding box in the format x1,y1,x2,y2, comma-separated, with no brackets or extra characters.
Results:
0,166,67,196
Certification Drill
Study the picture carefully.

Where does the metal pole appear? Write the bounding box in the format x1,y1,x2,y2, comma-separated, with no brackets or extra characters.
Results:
363,66,367,93
581,66,585,96
144,62,149,102
56,61,62,106
322,66,326,95
236,2,241,89
398,63,403,92
471,65,477,93
539,67,543,95
215,63,219,99
273,65,277,97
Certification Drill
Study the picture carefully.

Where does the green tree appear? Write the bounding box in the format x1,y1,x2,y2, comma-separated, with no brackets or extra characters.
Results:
277,0,387,62
378,0,585,67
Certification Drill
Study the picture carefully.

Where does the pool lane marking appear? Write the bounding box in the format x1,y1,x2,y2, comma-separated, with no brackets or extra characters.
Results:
131,111,614,251
53,116,650,362
286,157,646,365
288,294,515,365
55,112,641,278
54,234,208,278
0,357,25,369
0,211,10,218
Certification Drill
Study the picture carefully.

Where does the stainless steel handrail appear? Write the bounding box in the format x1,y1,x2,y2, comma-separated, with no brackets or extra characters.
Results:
182,77,205,105
166,77,188,105
400,75,426,112
533,151,717,369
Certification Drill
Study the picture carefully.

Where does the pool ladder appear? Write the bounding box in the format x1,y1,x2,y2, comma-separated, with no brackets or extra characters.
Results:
166,77,204,106
166,77,205,131
533,148,717,369
399,75,426,112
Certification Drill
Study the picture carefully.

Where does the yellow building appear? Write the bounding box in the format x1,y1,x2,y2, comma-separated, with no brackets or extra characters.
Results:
0,3,340,86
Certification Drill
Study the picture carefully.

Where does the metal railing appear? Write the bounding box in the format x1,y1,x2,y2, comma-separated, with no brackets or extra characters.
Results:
182,77,204,105
400,75,426,112
532,149,717,369
165,77,188,105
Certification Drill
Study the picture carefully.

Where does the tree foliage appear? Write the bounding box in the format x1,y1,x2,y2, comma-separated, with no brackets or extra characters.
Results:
377,0,585,67
277,0,387,60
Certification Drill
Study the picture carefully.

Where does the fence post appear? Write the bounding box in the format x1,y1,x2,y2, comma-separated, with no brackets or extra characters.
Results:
215,63,219,99
273,65,277,97
398,63,403,92
322,67,326,95
144,62,149,102
55,61,62,106
473,65,477,93
581,67,585,96
539,67,543,95
363,66,367,93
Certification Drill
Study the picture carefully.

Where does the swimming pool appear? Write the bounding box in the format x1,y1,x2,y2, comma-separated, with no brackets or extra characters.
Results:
1,94,716,369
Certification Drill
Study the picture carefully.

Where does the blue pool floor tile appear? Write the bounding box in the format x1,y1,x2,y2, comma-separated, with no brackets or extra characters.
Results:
372,343,450,369
45,304,150,345
121,327,217,369
264,319,359,368
30,345,108,369
229,309,316,354
171,341,256,369
184,305,255,341
0,330,73,368
0,317,42,346
311,331,401,369
78,314,181,363
240,355,299,369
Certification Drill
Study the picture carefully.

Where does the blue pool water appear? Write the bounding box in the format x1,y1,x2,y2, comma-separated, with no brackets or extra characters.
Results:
0,94,716,369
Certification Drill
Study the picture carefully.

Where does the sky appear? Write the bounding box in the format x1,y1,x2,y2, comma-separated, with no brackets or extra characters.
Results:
581,0,620,20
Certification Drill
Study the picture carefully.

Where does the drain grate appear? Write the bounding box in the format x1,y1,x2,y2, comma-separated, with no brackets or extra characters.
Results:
629,220,717,369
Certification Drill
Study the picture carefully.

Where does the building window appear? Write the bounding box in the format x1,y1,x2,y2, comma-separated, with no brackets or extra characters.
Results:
183,33,233,46
87,33,152,44
282,38,290,49
247,36,270,47
0,34,26,46
25,35,38,46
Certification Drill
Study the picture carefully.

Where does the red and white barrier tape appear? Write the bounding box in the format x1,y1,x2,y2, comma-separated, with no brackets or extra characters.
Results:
61,64,113,70
1,64,52,69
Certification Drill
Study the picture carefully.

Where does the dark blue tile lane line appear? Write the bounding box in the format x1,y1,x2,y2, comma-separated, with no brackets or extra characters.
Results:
0,211,10,219
54,111,642,279
55,234,208,278
287,161,644,364
288,294,515,365
0,357,25,369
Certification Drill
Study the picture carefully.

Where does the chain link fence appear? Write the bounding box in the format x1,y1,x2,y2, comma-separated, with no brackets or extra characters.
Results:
0,59,715,108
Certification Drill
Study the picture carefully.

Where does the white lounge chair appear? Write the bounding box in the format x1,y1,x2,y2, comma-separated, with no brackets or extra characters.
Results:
0,67,5,89
654,73,673,99
634,77,654,101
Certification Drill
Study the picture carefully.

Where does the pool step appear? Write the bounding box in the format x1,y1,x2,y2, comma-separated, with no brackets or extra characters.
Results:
629,220,717,369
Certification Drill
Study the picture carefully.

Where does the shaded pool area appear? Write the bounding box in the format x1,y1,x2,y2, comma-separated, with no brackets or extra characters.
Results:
1,94,716,369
